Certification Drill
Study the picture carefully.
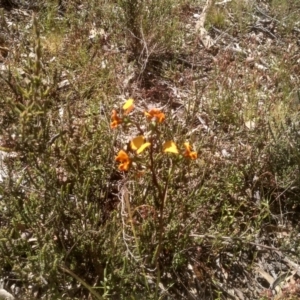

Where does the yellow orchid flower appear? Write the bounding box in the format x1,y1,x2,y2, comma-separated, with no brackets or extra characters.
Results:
123,98,134,115
130,136,151,154
144,108,165,123
183,142,197,160
137,142,151,154
163,141,179,154
115,150,131,171
110,109,122,129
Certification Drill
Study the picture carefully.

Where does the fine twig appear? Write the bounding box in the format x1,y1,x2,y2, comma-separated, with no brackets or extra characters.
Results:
59,265,104,300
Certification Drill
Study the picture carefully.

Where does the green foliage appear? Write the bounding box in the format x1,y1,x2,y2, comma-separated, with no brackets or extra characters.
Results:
206,6,227,30
117,0,183,63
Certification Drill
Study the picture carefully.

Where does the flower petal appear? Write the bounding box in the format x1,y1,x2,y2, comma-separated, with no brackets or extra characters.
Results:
130,136,145,151
123,98,134,110
163,141,179,154
144,111,152,118
123,98,134,114
115,150,129,162
110,109,122,128
116,150,131,170
183,142,197,159
110,121,117,129
111,109,119,119
184,142,192,152
157,112,165,123
119,161,130,171
144,108,165,123
189,152,198,160
137,142,151,154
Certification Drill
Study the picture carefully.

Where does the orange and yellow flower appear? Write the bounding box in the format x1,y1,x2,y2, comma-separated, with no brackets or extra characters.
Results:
144,108,165,123
115,150,131,171
110,109,122,129
123,98,134,115
163,141,179,154
183,142,197,160
130,136,151,154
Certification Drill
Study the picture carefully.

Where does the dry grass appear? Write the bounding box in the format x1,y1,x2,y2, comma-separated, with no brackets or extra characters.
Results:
0,0,299,299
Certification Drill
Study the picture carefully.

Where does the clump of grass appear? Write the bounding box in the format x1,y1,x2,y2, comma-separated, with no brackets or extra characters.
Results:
205,0,255,33
269,0,300,34
117,0,183,68
206,6,227,30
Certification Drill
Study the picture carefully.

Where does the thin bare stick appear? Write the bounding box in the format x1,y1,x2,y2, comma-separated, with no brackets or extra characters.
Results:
59,265,103,300
195,0,215,48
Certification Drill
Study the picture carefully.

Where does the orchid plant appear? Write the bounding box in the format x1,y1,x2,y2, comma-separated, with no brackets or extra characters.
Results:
110,98,198,289
111,98,197,172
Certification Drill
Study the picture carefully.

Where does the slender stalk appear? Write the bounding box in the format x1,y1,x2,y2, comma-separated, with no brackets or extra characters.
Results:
148,134,172,298
59,265,104,300
123,186,150,292
149,136,162,208
153,175,169,266
154,174,169,299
